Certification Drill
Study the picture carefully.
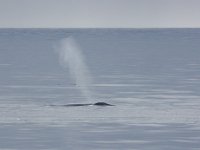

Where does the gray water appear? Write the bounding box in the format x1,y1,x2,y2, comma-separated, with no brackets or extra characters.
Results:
0,28,200,150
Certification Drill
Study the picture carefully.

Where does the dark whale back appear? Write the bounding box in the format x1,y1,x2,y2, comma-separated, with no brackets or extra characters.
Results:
50,102,113,107
94,102,113,106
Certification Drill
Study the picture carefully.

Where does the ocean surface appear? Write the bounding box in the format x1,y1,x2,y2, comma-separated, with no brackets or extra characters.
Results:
0,28,200,150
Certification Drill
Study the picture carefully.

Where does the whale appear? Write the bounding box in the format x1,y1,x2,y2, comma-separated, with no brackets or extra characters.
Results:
94,102,113,106
50,102,114,107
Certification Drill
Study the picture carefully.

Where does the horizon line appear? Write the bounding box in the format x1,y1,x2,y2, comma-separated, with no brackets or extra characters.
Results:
0,27,200,29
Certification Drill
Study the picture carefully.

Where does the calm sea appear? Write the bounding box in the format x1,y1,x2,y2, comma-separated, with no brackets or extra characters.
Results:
0,28,200,149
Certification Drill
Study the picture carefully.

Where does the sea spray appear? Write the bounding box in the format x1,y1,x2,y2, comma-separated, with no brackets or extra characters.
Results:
57,37,94,102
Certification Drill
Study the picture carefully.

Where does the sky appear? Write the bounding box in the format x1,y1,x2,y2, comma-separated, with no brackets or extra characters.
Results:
0,0,200,28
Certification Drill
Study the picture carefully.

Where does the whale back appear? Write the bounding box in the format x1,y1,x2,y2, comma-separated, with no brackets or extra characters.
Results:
94,102,113,106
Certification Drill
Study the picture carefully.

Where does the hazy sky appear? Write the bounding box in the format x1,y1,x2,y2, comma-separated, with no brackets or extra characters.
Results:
0,0,200,28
